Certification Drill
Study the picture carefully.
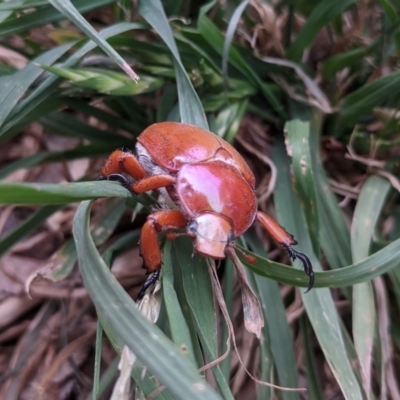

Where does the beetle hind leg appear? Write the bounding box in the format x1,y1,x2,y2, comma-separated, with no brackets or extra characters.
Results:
256,211,314,292
283,246,314,293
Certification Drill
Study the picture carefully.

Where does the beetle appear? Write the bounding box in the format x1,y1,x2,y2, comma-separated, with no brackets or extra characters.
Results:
99,122,314,299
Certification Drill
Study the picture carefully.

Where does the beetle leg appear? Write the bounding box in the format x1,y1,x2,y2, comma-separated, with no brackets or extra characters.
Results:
131,175,176,194
101,150,147,180
107,173,132,190
285,247,314,293
256,211,314,292
138,210,187,298
101,167,175,195
136,270,160,301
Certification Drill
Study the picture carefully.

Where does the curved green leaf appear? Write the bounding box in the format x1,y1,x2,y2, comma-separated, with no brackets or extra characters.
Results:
240,235,400,289
0,181,155,207
0,181,131,204
73,201,222,400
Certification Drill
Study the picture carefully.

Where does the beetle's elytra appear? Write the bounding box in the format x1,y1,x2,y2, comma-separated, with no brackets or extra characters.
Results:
99,122,314,298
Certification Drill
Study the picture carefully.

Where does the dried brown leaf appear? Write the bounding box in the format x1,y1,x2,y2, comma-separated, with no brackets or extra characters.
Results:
225,247,264,339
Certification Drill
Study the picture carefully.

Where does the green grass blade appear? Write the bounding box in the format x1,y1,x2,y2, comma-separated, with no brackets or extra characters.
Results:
351,176,391,259
0,23,146,141
220,259,234,381
98,310,176,400
162,241,197,365
351,176,391,394
0,205,60,257
322,47,368,79
288,112,351,289
352,282,375,395
48,0,139,81
0,44,72,131
73,201,223,400
285,120,320,255
241,234,400,289
39,65,163,95
167,249,207,371
86,357,119,400
300,317,324,399
197,12,284,118
0,10,11,23
171,238,233,399
138,0,208,129
0,142,126,180
273,139,364,399
5,199,126,283
222,0,249,87
0,181,131,204
93,318,104,399
381,0,400,58
287,0,356,62
259,57,331,113
0,0,116,36
335,70,400,132
314,156,352,269
63,98,139,132
40,112,124,142
0,2,49,11
322,18,400,78
246,232,300,400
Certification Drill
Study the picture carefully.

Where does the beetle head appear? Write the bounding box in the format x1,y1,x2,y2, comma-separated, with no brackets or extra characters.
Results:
188,212,234,259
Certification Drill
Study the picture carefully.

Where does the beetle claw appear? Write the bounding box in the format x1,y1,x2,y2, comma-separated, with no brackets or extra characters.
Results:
107,173,132,191
136,270,160,301
284,246,314,293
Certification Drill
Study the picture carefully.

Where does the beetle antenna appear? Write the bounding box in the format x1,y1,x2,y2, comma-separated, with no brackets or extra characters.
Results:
284,246,314,293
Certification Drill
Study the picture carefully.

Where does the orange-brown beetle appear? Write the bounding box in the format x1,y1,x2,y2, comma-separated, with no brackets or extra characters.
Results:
99,122,314,298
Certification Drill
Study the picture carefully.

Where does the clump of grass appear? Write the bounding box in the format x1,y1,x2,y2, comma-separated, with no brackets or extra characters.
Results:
0,1,399,399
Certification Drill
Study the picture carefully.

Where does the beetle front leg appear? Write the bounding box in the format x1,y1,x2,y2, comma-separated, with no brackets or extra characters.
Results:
137,210,187,300
105,173,176,194
131,175,176,194
136,270,160,301
256,211,314,292
100,150,147,181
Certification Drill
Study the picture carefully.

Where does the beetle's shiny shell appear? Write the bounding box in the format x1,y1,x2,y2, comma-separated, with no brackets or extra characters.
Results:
137,122,256,188
176,161,257,236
